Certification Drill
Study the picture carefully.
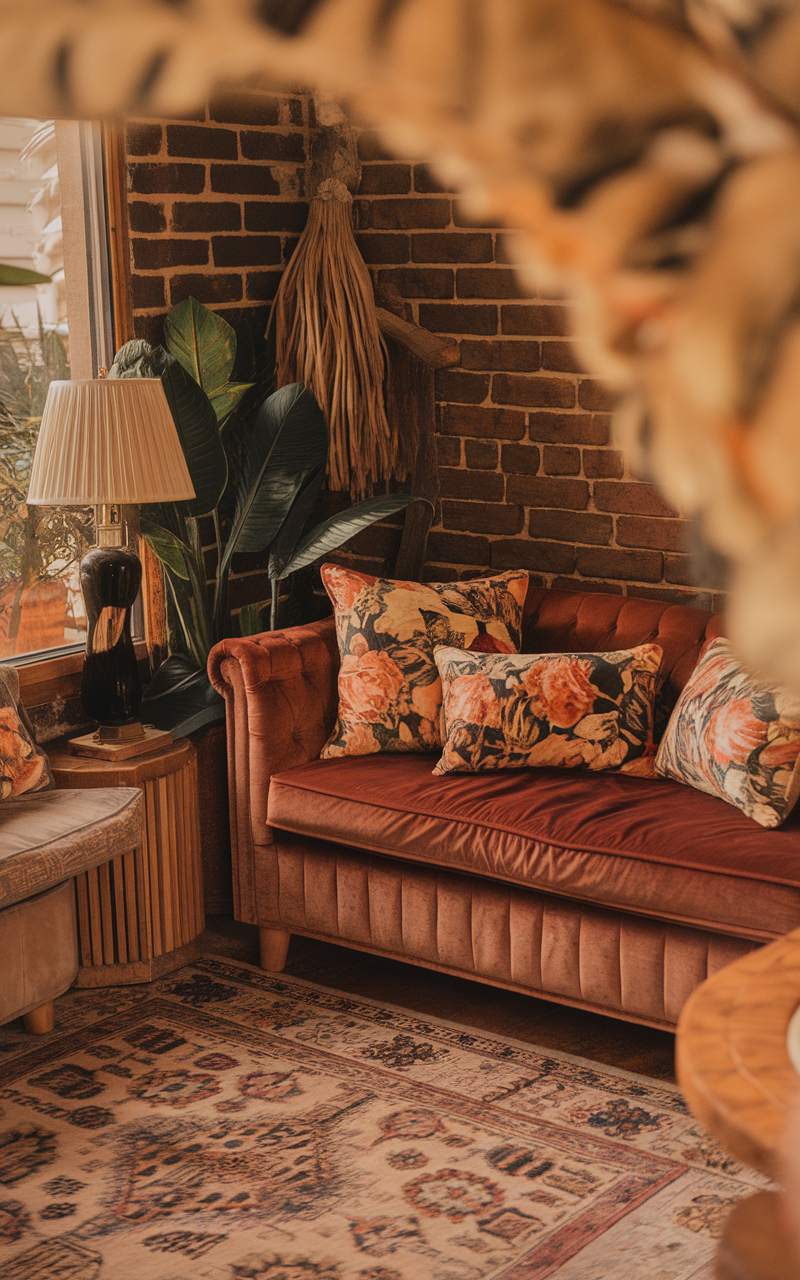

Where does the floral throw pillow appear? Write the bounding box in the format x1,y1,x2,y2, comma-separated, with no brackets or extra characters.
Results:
320,565,529,757
655,637,800,828
432,643,663,776
0,665,53,798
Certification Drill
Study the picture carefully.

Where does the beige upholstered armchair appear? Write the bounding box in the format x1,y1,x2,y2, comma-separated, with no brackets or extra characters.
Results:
0,782,142,1033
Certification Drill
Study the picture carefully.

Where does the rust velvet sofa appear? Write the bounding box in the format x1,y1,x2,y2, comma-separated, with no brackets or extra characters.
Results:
208,583,800,1031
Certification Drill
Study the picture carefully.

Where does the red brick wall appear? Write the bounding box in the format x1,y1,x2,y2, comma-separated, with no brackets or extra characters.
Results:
125,95,724,614
126,90,311,617
127,90,309,339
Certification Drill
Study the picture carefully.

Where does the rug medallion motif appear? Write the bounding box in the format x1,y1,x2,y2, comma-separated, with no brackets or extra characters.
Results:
0,957,766,1278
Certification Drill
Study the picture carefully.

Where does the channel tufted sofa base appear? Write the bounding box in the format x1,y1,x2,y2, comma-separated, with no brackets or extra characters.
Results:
209,583,795,1031
256,837,755,1031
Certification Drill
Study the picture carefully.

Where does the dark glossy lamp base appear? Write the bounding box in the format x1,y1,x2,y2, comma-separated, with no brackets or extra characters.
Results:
80,543,143,731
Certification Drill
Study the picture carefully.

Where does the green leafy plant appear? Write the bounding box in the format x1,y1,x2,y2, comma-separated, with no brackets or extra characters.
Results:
0,264,51,287
0,314,90,607
0,253,91,655
113,297,428,735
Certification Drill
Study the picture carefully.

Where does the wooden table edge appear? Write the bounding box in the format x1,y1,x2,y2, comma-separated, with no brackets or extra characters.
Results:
676,927,800,1180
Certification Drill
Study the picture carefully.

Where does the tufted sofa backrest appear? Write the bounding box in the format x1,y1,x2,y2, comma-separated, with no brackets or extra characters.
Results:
521,586,725,726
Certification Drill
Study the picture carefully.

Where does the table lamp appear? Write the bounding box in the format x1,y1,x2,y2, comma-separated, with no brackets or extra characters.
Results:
27,376,194,751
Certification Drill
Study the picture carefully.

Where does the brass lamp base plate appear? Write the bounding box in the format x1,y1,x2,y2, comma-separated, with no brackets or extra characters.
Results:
67,725,173,761
97,721,146,743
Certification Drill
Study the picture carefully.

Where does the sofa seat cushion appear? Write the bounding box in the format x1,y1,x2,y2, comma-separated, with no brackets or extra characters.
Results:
268,755,800,940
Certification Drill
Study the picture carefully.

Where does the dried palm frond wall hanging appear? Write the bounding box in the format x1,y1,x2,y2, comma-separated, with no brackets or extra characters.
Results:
270,177,399,499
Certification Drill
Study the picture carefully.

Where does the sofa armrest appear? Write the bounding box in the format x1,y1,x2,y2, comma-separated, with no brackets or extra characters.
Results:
208,616,340,922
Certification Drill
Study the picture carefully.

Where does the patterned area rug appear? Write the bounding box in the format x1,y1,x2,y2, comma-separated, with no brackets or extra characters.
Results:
0,956,765,1280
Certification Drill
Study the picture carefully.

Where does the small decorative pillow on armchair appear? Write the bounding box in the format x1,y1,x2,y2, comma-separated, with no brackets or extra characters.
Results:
655,637,800,827
0,665,53,797
321,565,529,757
432,644,663,775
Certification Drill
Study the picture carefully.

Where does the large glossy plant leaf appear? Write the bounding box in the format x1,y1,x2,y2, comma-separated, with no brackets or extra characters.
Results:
165,297,252,424
213,384,327,638
165,562,213,672
140,514,192,580
270,494,432,579
223,383,327,561
165,297,229,393
215,322,278,524
214,464,319,638
140,500,213,667
264,462,326,578
209,382,253,425
141,654,225,738
159,357,228,517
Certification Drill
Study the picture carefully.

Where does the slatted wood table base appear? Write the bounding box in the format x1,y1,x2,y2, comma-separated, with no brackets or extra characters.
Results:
50,738,205,985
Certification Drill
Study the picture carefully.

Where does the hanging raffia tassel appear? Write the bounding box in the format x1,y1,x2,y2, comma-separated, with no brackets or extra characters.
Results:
270,178,397,498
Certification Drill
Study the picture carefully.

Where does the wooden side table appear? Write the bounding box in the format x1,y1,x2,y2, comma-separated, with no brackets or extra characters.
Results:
676,927,800,1180
676,927,800,1278
49,738,205,985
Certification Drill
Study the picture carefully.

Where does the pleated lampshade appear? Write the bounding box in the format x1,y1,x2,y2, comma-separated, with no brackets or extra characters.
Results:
27,378,195,505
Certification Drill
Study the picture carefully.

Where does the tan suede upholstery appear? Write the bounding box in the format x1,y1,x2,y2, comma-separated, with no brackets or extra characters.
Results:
0,784,143,1029
0,880,77,1024
0,787,143,907
209,586,772,1031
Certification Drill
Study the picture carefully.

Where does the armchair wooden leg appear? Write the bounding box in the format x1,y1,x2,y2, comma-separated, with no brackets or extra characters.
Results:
259,928,291,972
23,1001,54,1035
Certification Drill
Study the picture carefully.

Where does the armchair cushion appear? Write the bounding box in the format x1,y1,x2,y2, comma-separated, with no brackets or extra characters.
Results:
0,786,143,909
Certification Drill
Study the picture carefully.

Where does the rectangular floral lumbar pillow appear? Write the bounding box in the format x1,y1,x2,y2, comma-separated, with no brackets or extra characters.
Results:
320,565,529,757
0,664,53,797
655,637,800,827
432,643,663,776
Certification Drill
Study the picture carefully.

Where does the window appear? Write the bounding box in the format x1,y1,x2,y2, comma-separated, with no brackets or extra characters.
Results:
0,118,115,663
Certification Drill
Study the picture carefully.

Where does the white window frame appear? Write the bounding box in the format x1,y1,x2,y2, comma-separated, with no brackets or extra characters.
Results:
56,119,115,379
15,121,147,704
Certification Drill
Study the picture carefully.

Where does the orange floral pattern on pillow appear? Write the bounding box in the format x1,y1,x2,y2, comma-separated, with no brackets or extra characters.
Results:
0,665,52,798
321,566,529,757
655,637,800,827
523,656,597,728
432,644,663,776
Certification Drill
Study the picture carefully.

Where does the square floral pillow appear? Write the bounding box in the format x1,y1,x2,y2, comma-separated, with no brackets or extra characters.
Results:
432,643,663,776
655,637,800,827
0,665,53,798
320,565,529,757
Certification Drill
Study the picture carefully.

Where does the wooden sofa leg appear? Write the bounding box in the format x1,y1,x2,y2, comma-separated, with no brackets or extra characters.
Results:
23,1001,54,1035
260,928,291,972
